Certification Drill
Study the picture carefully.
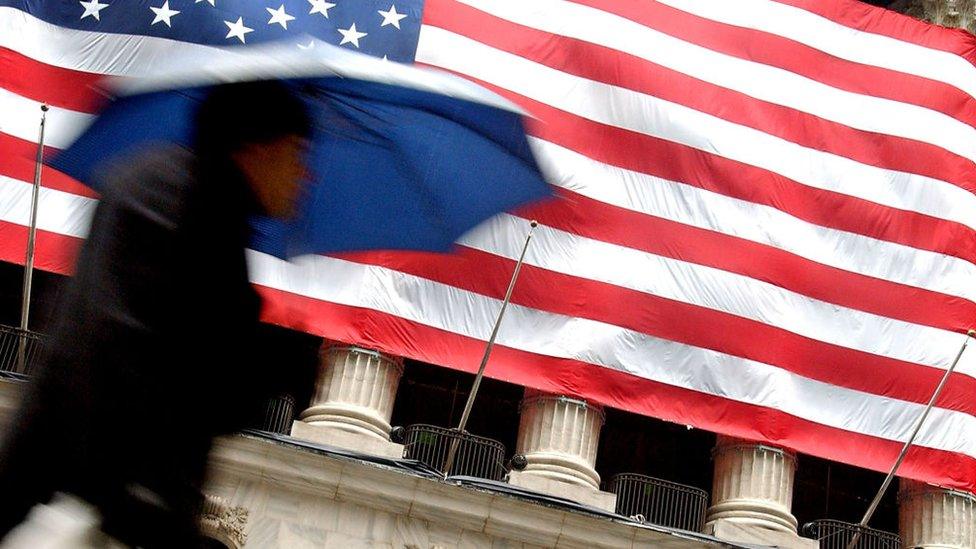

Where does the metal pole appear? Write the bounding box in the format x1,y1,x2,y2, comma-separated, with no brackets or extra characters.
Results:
17,104,48,373
845,329,973,549
442,220,537,476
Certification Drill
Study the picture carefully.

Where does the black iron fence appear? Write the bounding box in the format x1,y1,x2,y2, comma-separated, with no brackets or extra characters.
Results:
256,394,296,435
802,519,901,549
401,424,507,480
608,473,708,532
0,324,45,375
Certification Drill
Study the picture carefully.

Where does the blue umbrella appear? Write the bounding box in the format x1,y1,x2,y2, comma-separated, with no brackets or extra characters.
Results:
50,39,550,258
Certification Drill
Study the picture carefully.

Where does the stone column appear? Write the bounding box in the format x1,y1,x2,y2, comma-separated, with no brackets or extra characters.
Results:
705,436,815,549
290,345,404,458
506,389,617,511
899,479,976,548
903,0,976,33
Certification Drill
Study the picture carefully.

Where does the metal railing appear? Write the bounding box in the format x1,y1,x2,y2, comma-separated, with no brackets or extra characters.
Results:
256,394,296,435
0,324,45,375
608,473,709,532
801,519,901,549
401,424,507,481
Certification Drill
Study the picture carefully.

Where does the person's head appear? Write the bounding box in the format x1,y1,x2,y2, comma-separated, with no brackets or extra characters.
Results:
194,81,313,219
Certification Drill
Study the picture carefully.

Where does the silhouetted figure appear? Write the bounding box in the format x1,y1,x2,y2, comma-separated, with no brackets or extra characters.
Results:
0,81,312,548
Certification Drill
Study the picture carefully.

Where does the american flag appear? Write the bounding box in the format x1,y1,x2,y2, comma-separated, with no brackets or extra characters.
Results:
3,0,976,491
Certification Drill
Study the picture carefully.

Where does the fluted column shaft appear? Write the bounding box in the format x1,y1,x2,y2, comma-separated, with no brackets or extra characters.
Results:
900,479,976,548
706,436,798,534
298,345,404,441
515,390,605,490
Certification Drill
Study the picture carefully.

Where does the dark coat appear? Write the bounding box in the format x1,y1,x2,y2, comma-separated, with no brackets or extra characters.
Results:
0,145,273,547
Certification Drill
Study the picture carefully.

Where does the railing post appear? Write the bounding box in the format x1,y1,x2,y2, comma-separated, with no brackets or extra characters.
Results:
0,325,44,375
256,394,296,435
608,473,709,531
401,424,507,480
801,520,901,549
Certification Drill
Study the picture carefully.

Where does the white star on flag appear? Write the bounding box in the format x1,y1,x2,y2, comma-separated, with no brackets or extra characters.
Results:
266,4,295,29
150,1,180,27
378,5,407,29
194,0,215,5
224,17,253,43
337,23,367,48
79,0,109,21
308,0,335,18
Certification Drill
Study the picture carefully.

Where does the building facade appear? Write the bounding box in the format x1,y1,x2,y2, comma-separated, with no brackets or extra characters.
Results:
1,1,975,548
2,340,970,548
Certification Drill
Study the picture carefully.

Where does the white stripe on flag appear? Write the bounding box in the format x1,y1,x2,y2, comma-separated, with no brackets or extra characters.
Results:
246,250,976,458
6,175,968,381
0,6,218,77
0,90,92,150
416,26,976,232
4,173,974,458
0,176,95,238
657,0,976,103
456,0,976,166
461,213,976,376
529,137,976,305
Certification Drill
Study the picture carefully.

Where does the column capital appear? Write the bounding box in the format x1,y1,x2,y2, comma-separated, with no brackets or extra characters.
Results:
322,344,405,365
712,435,797,463
519,390,606,424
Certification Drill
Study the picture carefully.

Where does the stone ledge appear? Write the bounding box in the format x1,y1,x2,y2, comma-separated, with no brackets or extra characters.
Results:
706,520,817,549
507,470,617,512
289,420,404,459
208,434,745,548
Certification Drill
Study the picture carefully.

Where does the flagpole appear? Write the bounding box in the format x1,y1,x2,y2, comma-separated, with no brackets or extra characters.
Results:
18,104,48,373
442,219,537,477
845,329,973,549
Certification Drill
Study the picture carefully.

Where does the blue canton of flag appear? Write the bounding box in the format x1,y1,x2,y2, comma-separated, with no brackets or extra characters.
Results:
2,0,424,62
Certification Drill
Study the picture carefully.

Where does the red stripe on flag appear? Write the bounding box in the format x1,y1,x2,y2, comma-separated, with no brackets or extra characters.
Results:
572,0,976,130
257,287,976,492
0,221,80,275
0,47,107,113
0,133,98,198
774,0,976,65
424,0,976,196
446,72,976,269
521,189,976,334
334,246,976,416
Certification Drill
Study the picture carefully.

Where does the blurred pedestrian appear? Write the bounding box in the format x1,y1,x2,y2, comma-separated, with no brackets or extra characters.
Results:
0,81,311,548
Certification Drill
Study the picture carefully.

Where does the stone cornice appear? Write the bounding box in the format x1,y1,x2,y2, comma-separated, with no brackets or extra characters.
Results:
208,434,745,548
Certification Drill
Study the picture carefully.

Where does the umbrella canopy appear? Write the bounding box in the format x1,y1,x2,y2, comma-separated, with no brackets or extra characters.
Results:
50,39,550,258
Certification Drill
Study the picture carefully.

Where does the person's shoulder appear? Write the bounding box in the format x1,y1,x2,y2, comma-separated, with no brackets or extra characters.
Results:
96,144,197,228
